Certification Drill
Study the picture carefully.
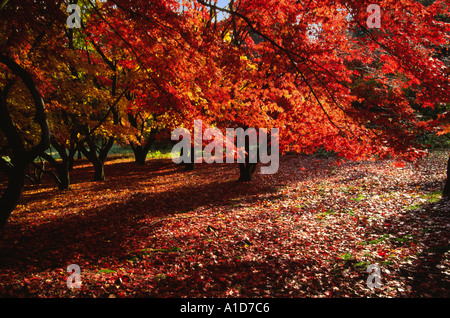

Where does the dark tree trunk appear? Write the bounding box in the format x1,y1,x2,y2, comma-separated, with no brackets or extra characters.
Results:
40,152,71,190
131,140,152,165
0,163,26,229
0,54,51,229
92,159,105,181
238,162,257,181
127,112,156,165
442,155,450,199
133,147,148,165
78,135,114,181
76,48,118,181
48,139,75,190
78,144,107,181
237,128,258,181
68,155,75,171
184,145,196,171
68,146,80,170
58,166,70,190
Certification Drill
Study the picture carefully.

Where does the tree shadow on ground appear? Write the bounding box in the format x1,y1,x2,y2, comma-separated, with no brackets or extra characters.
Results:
134,257,337,297
13,158,182,205
0,163,282,272
0,155,341,277
405,199,450,297
364,198,450,297
3,154,446,297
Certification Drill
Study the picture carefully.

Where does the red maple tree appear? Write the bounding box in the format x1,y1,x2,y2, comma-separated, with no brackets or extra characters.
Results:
1,0,449,228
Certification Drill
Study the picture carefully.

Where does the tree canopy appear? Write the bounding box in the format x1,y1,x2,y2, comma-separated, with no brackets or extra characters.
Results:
0,0,449,227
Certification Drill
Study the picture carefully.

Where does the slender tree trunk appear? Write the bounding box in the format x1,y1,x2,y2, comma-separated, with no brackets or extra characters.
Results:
78,135,114,181
68,145,79,170
40,152,71,190
76,46,118,181
78,144,106,181
184,145,195,171
49,139,74,190
53,158,70,190
442,155,450,199
92,158,105,181
237,130,258,181
58,165,70,190
68,155,75,171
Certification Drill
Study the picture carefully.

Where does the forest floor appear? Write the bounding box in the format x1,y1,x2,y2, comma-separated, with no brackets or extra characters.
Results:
0,151,449,298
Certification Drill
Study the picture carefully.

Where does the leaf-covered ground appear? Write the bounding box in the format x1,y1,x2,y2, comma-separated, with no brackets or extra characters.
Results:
0,152,449,297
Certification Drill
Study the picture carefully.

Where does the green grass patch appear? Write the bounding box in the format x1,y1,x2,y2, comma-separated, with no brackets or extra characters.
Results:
392,234,415,244
342,186,352,194
343,208,355,216
147,149,172,159
351,194,366,202
406,203,422,210
359,234,390,245
153,246,182,253
421,190,442,203
405,190,442,211
359,234,416,246
340,253,355,261
353,260,371,269
97,269,117,274
317,209,336,219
